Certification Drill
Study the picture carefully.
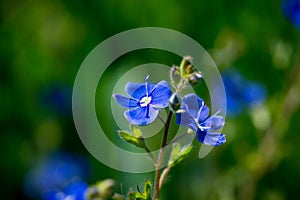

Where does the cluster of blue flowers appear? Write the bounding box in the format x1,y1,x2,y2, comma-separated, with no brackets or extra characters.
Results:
43,181,88,200
114,73,226,146
222,70,266,116
24,152,89,200
113,57,228,200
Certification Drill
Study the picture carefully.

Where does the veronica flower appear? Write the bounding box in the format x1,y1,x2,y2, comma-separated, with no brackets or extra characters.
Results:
222,70,266,116
44,181,88,200
24,152,89,200
176,94,226,146
113,76,171,125
281,0,300,29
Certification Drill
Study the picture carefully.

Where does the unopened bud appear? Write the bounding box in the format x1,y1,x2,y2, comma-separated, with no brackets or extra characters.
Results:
96,179,117,199
179,56,203,87
86,186,99,200
169,93,181,112
187,72,202,86
180,56,193,77
170,65,181,86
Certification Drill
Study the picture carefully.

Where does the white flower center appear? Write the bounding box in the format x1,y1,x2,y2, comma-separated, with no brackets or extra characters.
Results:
139,96,152,107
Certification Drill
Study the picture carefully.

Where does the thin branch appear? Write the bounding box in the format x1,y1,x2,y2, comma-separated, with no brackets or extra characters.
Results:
157,114,166,125
168,130,191,145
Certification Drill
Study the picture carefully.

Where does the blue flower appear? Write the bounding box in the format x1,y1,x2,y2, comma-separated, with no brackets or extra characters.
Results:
282,0,300,29
113,76,171,125
222,70,266,116
176,94,226,146
24,152,90,200
44,181,88,200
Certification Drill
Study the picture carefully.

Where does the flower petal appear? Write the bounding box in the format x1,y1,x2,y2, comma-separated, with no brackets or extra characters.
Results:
113,94,138,108
124,106,159,125
149,80,171,108
176,104,198,131
197,105,210,123
197,131,226,146
202,115,225,131
125,82,156,99
182,94,204,119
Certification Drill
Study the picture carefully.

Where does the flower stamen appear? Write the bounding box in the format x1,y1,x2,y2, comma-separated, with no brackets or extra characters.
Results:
139,96,152,107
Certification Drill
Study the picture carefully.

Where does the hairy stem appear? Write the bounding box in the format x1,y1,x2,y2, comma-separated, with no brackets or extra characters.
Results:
153,111,173,200
168,130,191,145
159,166,171,190
145,145,156,165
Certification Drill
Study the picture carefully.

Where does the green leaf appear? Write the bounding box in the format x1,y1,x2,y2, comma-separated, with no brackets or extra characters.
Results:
128,191,148,200
168,143,193,167
128,192,136,200
143,180,152,197
118,130,146,149
130,124,143,138
169,143,181,162
127,180,152,200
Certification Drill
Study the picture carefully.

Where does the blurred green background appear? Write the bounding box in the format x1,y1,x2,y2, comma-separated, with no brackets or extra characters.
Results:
1,0,300,199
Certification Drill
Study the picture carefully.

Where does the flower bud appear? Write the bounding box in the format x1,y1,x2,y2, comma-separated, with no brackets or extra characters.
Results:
98,179,116,199
169,93,181,112
179,56,203,86
170,65,181,86
85,186,99,200
180,56,193,77
86,179,117,200
187,71,202,86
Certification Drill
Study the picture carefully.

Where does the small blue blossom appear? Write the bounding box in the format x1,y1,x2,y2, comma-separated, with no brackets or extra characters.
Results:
176,94,226,146
222,70,266,116
24,152,90,200
282,0,300,29
44,181,88,200
113,76,171,125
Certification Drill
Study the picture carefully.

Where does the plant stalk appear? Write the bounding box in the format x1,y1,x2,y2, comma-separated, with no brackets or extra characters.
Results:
153,111,173,200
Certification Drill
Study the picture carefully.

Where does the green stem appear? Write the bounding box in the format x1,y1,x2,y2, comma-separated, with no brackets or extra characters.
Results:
159,165,171,190
153,111,173,200
144,145,156,165
168,130,191,145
